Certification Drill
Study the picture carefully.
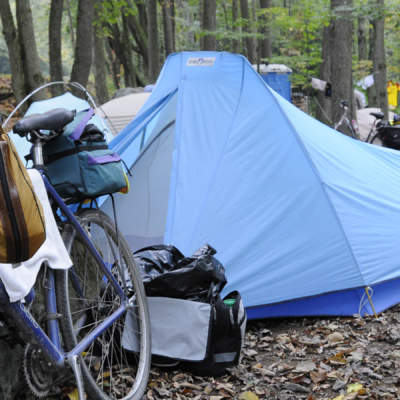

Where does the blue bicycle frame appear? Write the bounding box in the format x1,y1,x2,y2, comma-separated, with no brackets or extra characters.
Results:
0,170,133,398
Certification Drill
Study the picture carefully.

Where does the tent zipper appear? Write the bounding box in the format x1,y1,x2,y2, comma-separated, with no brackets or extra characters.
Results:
0,155,21,261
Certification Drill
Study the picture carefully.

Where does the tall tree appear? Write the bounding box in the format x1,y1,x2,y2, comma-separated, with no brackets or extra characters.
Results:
259,0,272,61
126,0,149,69
201,0,217,50
65,0,75,49
232,0,240,53
358,15,368,61
371,0,388,118
122,14,136,87
316,25,333,125
16,0,46,100
147,0,160,82
240,0,256,63
161,0,175,56
70,0,94,87
0,0,25,104
49,0,64,96
367,0,376,106
330,0,354,132
93,0,109,103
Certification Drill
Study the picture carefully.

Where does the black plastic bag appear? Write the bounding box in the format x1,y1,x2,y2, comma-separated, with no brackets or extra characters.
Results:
133,244,226,302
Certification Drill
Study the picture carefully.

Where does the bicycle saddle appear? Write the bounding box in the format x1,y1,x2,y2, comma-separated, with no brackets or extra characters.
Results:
13,108,76,136
370,111,384,120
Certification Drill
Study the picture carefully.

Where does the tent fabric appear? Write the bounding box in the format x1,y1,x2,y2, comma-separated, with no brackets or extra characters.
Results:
104,51,400,319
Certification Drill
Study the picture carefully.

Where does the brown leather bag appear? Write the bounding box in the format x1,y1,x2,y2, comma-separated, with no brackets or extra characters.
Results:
0,128,46,263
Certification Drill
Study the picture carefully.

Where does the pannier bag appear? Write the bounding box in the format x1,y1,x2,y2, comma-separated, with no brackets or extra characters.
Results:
122,244,247,377
42,108,128,200
0,128,46,263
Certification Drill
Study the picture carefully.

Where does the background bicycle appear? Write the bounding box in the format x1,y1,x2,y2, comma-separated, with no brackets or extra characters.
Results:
333,100,360,139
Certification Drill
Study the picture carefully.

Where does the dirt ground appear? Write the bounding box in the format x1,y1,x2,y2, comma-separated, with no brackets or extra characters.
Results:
144,305,400,400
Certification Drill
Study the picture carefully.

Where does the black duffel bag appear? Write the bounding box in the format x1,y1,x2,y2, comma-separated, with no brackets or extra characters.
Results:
377,126,400,150
122,244,246,377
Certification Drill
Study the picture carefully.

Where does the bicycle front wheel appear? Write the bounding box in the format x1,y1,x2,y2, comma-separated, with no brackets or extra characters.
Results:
56,209,151,400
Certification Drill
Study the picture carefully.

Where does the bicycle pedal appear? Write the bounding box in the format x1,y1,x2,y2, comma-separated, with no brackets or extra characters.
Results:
46,312,63,320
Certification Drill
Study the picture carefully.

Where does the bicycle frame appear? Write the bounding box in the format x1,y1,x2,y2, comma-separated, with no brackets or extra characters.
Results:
0,169,134,398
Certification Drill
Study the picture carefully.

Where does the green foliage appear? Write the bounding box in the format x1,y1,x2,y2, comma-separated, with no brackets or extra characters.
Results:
256,1,329,89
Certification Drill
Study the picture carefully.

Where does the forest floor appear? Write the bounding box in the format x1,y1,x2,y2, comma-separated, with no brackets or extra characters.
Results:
145,305,400,400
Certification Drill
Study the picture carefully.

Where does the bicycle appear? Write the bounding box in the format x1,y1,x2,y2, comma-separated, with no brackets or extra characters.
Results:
364,110,386,144
0,108,151,399
334,100,360,139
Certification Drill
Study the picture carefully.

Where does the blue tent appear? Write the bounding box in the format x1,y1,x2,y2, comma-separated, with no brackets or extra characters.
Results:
102,51,400,319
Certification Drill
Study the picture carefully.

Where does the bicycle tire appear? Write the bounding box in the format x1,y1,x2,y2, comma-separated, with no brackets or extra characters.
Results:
55,209,151,400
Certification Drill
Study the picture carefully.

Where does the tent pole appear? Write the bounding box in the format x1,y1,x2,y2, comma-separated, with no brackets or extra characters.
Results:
364,287,378,318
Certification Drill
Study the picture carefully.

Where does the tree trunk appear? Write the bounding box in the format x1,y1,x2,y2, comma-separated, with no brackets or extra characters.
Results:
70,0,94,88
49,0,64,96
122,14,136,87
367,3,376,106
106,40,121,90
372,0,388,118
16,0,46,100
93,0,109,104
65,0,75,49
171,0,176,49
259,0,272,61
316,25,332,125
147,0,160,82
137,0,148,33
330,0,354,133
221,2,231,50
201,0,217,50
357,15,368,61
0,0,25,104
232,0,240,53
240,0,256,63
126,0,149,69
161,0,175,56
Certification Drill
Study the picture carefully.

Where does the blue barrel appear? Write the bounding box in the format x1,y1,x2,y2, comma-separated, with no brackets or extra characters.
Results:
258,64,292,102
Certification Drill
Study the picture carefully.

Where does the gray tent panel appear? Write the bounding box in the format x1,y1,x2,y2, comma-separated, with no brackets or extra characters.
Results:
103,120,175,250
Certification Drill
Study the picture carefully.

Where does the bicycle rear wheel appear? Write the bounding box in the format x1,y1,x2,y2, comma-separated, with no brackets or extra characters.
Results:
56,209,151,400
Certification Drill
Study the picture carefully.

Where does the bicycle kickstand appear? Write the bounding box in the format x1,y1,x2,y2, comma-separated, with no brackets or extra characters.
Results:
67,354,86,400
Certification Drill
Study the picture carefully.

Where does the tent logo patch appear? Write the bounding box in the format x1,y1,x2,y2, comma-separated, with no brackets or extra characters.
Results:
187,57,215,67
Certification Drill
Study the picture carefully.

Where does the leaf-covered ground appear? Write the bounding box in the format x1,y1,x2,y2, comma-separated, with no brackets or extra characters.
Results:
144,305,400,400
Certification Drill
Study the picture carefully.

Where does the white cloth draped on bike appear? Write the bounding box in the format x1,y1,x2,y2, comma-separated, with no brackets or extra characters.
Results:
0,169,72,302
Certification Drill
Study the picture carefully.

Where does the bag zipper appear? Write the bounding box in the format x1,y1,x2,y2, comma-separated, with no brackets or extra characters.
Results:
0,154,21,261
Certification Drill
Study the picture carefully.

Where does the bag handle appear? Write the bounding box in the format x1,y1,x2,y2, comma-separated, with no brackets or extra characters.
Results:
70,108,95,141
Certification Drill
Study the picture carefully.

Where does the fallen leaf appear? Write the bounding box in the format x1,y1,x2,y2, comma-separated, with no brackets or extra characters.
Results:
239,391,260,400
329,353,347,365
66,389,80,400
347,382,363,393
328,332,345,343
295,360,316,372
310,370,327,383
